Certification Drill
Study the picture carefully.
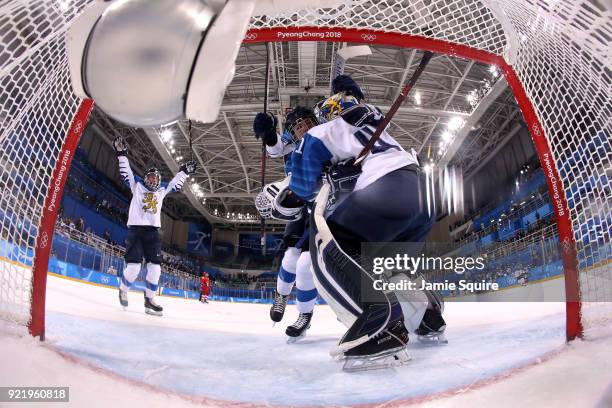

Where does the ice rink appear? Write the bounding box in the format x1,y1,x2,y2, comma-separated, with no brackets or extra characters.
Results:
1,274,611,407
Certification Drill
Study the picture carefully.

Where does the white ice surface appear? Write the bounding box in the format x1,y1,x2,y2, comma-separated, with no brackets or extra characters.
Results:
0,275,610,407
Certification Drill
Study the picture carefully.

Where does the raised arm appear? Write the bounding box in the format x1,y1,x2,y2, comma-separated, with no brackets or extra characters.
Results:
113,137,136,190
253,112,295,158
165,160,197,194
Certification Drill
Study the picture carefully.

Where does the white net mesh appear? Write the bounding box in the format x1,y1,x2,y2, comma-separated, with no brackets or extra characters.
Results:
0,0,609,336
0,0,89,325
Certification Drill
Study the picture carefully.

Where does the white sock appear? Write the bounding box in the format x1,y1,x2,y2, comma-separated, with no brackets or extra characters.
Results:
145,263,161,299
295,252,317,313
277,247,300,296
120,263,141,292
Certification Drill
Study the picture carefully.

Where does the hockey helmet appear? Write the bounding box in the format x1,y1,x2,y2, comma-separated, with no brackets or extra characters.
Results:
283,106,318,142
144,167,161,191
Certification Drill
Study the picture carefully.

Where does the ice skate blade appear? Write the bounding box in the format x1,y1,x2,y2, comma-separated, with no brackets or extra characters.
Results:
286,333,307,344
417,332,448,345
145,308,163,317
342,348,410,373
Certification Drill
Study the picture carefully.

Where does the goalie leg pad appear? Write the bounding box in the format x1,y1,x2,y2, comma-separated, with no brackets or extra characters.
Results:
310,185,403,353
388,273,428,333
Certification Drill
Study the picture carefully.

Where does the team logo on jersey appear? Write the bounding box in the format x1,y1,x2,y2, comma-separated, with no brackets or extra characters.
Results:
142,193,159,214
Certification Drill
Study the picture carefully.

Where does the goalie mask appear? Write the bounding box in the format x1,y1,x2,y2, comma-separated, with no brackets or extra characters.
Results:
315,92,361,123
144,167,161,191
284,106,319,143
254,176,303,222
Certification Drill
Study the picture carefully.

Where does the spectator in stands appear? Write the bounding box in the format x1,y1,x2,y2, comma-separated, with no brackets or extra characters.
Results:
76,217,85,233
103,229,112,244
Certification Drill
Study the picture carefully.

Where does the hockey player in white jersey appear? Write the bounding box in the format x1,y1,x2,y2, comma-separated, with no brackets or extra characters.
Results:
266,75,446,370
253,107,319,341
113,136,196,316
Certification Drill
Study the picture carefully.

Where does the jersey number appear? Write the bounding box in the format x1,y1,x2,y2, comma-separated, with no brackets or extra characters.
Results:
354,126,400,154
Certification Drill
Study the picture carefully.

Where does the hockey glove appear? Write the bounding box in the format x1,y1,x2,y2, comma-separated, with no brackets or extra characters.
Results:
113,136,128,156
180,160,197,175
325,158,362,207
332,75,365,100
253,112,278,147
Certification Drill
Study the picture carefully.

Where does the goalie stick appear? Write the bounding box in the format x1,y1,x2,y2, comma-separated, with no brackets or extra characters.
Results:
331,45,372,82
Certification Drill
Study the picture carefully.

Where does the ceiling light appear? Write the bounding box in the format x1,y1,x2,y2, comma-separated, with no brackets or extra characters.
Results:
160,128,173,142
447,116,464,131
414,91,421,106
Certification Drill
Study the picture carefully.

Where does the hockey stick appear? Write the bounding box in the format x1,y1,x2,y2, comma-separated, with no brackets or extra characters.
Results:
354,51,433,166
260,42,270,255
188,119,193,163
331,45,372,83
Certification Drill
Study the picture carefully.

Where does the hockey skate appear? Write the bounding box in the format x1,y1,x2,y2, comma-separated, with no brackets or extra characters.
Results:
286,312,312,343
415,308,447,345
270,292,288,324
118,289,128,309
144,295,163,316
340,320,411,372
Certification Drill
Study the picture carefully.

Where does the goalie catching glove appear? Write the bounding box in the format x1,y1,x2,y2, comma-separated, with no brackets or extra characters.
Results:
255,176,304,221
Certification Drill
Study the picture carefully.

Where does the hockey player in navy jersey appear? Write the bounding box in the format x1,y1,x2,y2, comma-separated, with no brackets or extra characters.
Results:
266,75,446,370
113,136,196,316
253,107,319,341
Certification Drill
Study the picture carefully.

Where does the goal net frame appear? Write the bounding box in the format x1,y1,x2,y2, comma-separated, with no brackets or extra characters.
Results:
0,0,609,341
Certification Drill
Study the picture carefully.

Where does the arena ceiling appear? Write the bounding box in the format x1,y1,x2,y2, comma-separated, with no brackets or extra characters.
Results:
90,41,525,229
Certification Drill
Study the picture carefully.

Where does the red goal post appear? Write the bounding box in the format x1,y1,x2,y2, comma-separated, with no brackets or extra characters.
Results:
0,0,608,341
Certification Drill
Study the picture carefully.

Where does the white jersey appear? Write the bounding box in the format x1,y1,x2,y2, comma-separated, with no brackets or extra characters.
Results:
288,105,419,200
266,132,296,159
118,156,187,228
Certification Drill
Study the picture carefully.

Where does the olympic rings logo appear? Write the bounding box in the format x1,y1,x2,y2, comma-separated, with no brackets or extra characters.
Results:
40,232,49,249
361,33,377,42
532,125,541,138
561,237,573,254
245,32,258,41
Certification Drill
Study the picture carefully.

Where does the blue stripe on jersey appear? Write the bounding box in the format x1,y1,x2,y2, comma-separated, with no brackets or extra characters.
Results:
281,131,294,145
119,167,131,187
289,133,333,200
278,266,296,284
296,287,318,302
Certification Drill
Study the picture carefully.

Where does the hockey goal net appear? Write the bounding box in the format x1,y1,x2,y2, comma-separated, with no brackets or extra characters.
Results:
0,0,609,340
